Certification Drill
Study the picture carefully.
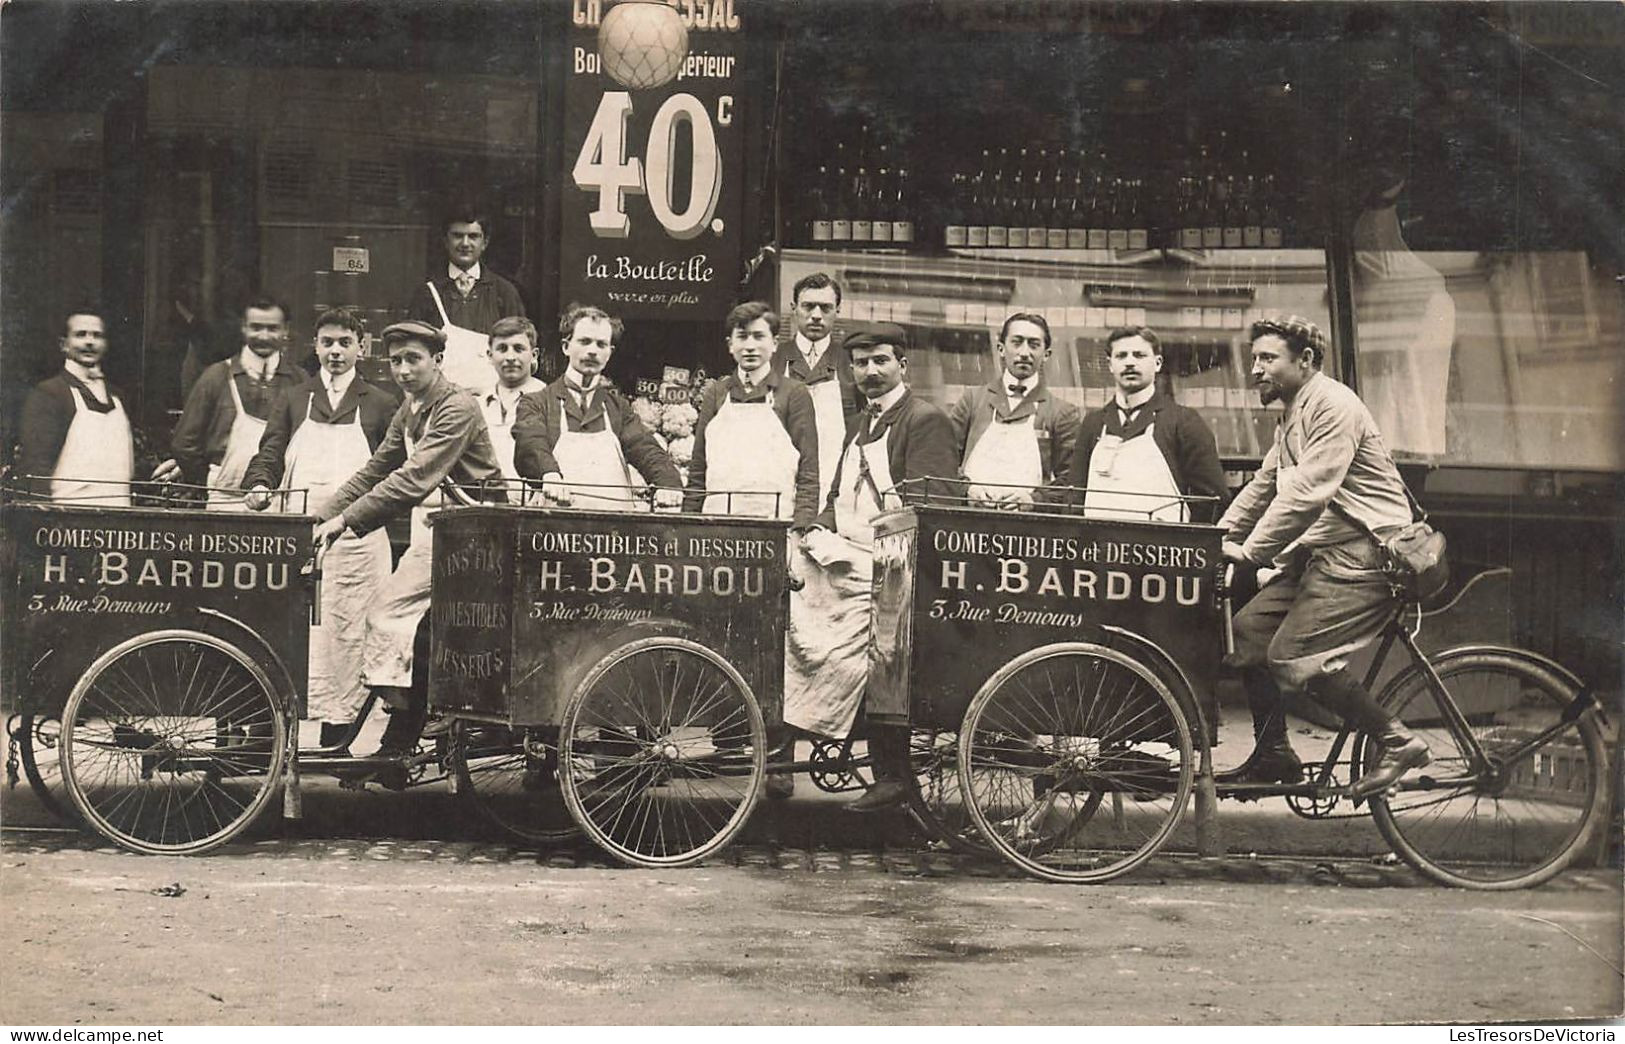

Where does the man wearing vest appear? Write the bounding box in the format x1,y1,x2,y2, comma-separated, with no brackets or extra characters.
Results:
479,316,546,482
950,311,1080,509
1070,325,1227,523
511,304,683,511
771,272,862,504
242,308,396,750
787,324,959,813
155,296,301,509
1218,316,1429,797
313,321,506,770
408,210,527,392
17,311,138,506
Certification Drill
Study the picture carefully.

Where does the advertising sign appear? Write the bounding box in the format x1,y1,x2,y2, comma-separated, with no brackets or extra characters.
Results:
559,1,747,320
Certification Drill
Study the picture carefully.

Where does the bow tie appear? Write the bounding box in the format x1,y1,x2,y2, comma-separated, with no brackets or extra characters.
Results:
83,366,104,381
864,401,883,417
1007,383,1028,397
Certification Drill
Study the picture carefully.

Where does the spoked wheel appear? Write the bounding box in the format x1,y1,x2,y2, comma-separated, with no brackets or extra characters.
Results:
905,729,990,854
559,637,764,867
959,643,1194,883
451,720,578,845
1367,650,1610,890
59,630,287,855
12,714,75,823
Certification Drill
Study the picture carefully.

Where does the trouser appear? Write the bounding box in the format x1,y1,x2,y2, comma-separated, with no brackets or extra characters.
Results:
1228,538,1399,735
360,535,432,696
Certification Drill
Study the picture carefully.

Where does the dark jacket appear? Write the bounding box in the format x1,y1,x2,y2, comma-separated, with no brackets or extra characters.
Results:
771,333,864,421
409,268,526,336
949,378,1081,496
816,388,960,528
169,353,303,483
683,370,822,529
16,370,132,496
1069,388,1228,523
510,376,681,488
324,374,504,535
241,374,399,491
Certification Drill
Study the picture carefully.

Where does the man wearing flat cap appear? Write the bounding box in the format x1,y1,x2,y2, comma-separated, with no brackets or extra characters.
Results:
785,323,959,813
314,319,505,768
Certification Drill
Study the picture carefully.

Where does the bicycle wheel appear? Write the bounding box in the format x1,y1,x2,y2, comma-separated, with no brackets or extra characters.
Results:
559,637,763,867
959,643,1194,883
59,630,287,855
905,729,990,855
451,721,578,845
14,714,75,824
1367,649,1610,890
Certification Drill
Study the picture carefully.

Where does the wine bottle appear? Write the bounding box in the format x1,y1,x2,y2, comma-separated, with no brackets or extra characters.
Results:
891,168,914,243
810,164,832,243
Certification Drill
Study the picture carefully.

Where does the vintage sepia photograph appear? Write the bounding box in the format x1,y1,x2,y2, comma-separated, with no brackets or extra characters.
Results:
1,0,1621,1030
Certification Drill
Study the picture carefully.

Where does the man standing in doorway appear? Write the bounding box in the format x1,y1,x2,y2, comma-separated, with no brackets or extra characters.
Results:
409,210,527,391
950,311,1080,508
1070,325,1227,522
772,273,862,504
1218,316,1429,797
17,310,137,505
242,308,396,750
156,296,300,509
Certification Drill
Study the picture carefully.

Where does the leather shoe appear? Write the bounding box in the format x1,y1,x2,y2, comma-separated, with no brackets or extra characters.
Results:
318,722,352,750
1215,745,1304,785
419,715,454,739
1349,731,1430,799
845,779,910,813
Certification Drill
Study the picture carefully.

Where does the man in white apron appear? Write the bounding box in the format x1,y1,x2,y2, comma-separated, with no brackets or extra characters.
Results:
478,315,545,482
949,311,1080,509
1220,316,1428,798
242,308,396,749
511,304,683,510
408,211,527,392
787,325,960,813
685,300,821,527
314,321,506,764
1070,325,1227,524
772,272,861,505
155,297,300,509
683,301,822,798
17,311,136,506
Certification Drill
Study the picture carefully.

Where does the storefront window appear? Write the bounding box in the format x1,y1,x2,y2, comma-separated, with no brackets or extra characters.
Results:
1352,246,1624,470
780,246,1332,459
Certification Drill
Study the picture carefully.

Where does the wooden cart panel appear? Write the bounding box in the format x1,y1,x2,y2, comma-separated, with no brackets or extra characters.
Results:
429,506,791,727
871,505,1225,732
1,502,313,717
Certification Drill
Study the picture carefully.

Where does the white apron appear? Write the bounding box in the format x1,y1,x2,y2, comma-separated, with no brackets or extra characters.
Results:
1082,424,1187,522
52,387,133,507
207,377,267,512
284,394,392,722
963,410,1044,503
552,398,641,511
359,422,439,689
784,429,894,738
426,281,496,392
701,395,800,519
806,376,848,504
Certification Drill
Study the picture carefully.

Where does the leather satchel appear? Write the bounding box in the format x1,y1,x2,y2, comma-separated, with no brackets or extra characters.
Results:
1330,485,1450,601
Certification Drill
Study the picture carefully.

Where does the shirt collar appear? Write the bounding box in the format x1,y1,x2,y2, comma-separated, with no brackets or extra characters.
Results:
321,368,355,397
486,377,544,406
1114,384,1156,411
794,332,831,358
64,359,104,383
866,382,908,416
564,367,599,391
1003,371,1037,396
239,347,281,377
735,364,773,388
449,261,483,283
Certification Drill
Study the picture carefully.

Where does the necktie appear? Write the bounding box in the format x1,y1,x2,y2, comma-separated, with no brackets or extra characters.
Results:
455,272,475,297
569,380,593,409
86,365,104,381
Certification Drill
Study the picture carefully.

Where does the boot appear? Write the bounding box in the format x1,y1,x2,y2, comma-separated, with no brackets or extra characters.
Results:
1216,667,1303,784
847,726,911,813
1349,721,1431,799
763,726,795,800
370,686,426,759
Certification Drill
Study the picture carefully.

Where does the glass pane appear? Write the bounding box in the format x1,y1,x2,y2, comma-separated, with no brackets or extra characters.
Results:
1353,248,1624,469
779,246,1331,459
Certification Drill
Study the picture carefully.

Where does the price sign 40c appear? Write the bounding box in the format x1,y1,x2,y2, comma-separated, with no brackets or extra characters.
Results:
574,90,733,241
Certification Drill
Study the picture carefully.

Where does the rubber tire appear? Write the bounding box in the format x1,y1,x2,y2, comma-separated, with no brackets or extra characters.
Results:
451,721,579,845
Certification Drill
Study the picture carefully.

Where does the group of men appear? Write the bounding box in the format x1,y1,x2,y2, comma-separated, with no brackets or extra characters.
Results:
15,243,1432,807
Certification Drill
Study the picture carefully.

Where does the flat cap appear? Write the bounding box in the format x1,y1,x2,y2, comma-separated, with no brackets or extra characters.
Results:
379,320,446,350
842,323,909,354
1248,314,1327,358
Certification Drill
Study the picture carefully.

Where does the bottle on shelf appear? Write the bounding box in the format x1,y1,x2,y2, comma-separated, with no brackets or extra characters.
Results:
1260,173,1284,248
1222,173,1243,248
890,168,914,243
1126,178,1148,250
967,164,990,248
945,172,967,247
1087,154,1109,250
1239,154,1263,248
1106,176,1129,251
1200,146,1223,249
986,156,1009,247
830,142,852,242
1005,161,1028,248
869,167,892,243
1065,169,1088,250
1045,159,1068,249
850,167,873,242
810,164,832,243
1177,156,1203,250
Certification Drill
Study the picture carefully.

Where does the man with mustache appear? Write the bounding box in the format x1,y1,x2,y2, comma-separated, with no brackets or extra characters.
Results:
787,324,959,813
17,311,139,505
1070,325,1226,523
1218,315,1429,797
950,311,1080,509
